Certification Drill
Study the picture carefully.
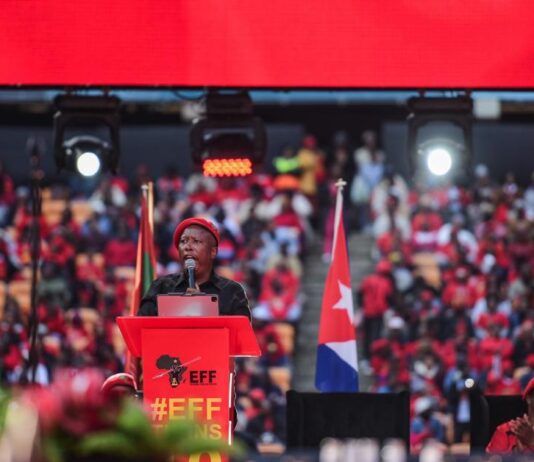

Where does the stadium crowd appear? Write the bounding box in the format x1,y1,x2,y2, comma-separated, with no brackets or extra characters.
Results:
1,129,534,453
359,160,534,452
0,134,329,451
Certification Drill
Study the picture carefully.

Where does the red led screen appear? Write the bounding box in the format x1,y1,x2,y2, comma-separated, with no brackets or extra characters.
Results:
1,0,534,88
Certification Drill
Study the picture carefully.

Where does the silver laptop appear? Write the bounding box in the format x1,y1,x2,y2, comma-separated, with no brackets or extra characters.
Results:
157,294,219,317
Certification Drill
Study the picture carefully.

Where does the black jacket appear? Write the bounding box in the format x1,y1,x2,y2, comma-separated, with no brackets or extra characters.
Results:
137,271,251,319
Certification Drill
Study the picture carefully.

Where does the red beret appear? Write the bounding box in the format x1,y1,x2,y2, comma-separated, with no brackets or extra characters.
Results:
173,217,220,249
523,377,534,400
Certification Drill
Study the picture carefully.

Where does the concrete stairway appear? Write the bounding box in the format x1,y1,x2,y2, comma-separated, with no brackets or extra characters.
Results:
292,232,375,392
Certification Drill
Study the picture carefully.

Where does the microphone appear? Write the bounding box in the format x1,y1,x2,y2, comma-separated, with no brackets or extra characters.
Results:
185,258,196,289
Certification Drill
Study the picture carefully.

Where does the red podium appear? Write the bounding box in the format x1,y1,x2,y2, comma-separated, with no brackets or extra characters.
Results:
117,316,260,446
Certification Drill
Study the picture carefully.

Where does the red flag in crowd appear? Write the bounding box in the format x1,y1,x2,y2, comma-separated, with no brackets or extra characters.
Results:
125,183,157,378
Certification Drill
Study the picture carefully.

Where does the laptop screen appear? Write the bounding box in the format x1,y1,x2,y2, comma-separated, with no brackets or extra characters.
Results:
157,294,219,317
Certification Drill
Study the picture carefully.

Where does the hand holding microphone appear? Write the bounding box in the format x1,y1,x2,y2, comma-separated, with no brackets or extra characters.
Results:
185,258,201,294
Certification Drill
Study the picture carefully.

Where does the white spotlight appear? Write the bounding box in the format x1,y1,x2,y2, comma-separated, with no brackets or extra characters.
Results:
76,151,101,177
464,378,475,389
426,147,452,176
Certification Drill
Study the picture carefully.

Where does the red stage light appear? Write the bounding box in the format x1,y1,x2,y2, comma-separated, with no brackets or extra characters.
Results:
191,92,266,175
202,158,253,177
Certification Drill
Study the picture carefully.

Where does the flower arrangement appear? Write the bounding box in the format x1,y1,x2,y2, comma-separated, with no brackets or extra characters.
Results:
0,369,233,462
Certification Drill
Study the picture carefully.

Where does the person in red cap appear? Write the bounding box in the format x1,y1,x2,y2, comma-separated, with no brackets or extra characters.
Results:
137,217,250,318
486,377,534,453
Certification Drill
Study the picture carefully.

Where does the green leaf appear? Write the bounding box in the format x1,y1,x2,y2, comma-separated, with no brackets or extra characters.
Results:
0,389,10,433
176,437,229,455
77,432,144,458
161,418,198,445
42,438,65,462
116,401,153,438
160,419,236,457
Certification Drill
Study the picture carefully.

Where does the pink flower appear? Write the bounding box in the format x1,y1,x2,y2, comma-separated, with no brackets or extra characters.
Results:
53,368,115,435
22,368,119,436
22,386,63,432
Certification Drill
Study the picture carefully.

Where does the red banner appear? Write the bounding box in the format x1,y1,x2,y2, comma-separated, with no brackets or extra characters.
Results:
2,1,534,88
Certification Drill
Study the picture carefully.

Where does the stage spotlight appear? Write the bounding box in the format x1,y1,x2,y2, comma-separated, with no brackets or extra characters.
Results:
190,91,266,177
426,147,452,176
203,158,253,177
63,135,111,177
77,152,100,177
407,95,473,180
415,138,464,178
464,378,475,389
54,94,121,175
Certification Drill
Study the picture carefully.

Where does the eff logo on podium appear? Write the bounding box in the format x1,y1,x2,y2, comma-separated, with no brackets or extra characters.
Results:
153,354,218,388
143,326,231,462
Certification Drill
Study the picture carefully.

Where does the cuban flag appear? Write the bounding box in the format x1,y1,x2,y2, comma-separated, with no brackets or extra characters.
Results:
315,179,358,392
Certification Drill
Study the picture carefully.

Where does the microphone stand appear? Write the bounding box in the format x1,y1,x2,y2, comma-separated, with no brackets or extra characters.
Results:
23,136,44,384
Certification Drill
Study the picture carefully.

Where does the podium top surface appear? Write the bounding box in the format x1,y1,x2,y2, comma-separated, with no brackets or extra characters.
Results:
117,316,261,358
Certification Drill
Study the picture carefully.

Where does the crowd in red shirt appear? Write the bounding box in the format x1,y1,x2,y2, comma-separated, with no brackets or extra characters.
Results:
360,165,534,450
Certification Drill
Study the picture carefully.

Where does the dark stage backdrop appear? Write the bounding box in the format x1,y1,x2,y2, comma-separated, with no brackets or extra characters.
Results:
1,1,534,88
286,390,410,449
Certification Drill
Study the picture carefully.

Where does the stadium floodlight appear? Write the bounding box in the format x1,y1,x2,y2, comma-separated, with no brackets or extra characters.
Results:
54,94,121,175
407,95,473,180
190,91,266,177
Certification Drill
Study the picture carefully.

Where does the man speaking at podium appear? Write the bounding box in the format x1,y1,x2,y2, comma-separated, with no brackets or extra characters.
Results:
137,217,251,319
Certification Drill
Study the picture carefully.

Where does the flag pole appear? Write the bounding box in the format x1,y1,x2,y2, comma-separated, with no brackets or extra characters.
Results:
332,178,347,257
147,181,154,230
